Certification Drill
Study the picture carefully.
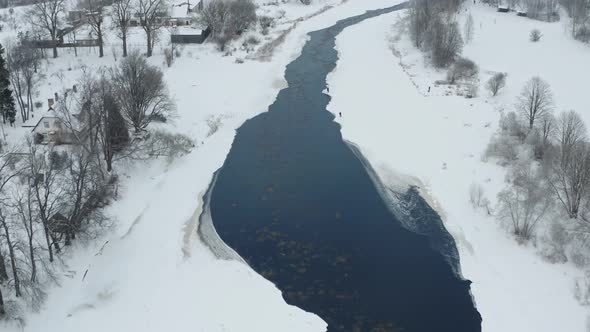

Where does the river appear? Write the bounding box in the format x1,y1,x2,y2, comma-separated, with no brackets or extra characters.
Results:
204,3,482,331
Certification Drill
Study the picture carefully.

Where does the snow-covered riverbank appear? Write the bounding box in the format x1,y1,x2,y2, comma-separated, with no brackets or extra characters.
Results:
327,7,589,332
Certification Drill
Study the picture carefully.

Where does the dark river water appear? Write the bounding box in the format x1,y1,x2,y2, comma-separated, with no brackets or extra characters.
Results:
207,3,482,331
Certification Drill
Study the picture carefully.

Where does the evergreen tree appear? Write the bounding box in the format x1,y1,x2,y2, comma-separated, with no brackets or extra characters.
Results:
0,43,16,125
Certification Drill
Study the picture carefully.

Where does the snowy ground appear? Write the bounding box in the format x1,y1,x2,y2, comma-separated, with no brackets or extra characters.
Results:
1,0,414,331
327,5,589,332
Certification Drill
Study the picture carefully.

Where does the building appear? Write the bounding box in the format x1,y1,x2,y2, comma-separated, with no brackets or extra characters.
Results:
497,5,509,13
67,10,88,24
31,108,84,145
171,27,210,44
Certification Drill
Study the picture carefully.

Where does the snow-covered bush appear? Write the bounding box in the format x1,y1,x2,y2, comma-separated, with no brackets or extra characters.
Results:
469,182,491,213
464,13,474,43
164,48,173,67
246,35,261,45
142,130,195,162
574,270,590,305
466,82,479,98
485,112,527,164
469,183,485,208
530,29,542,42
496,161,553,241
540,220,569,263
486,72,506,96
575,25,590,43
447,57,479,84
259,15,276,30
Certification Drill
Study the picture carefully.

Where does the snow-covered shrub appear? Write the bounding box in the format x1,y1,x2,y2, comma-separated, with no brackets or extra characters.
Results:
486,72,506,96
259,15,275,30
576,25,590,43
206,116,223,137
48,150,68,171
530,29,542,42
164,48,173,67
469,183,485,208
246,35,260,45
447,57,479,84
464,13,474,43
469,182,491,212
143,130,194,162
466,83,479,98
574,270,590,305
485,112,527,164
496,161,552,241
540,220,569,263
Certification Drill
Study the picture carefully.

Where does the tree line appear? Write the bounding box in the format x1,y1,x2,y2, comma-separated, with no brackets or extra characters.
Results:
0,53,193,317
480,76,590,303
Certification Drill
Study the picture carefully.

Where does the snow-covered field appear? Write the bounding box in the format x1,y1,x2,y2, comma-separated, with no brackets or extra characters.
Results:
328,4,590,331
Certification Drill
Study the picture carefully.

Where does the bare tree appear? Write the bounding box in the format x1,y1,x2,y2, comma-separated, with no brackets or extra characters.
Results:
12,185,38,283
228,0,257,36
486,72,506,96
6,36,43,122
556,111,587,161
61,145,110,245
0,150,21,298
29,0,66,58
112,53,173,133
408,0,435,48
565,0,589,37
425,17,464,68
197,0,231,44
540,113,556,147
551,111,590,218
516,76,553,129
138,0,167,57
464,13,474,43
94,73,129,171
497,162,552,241
26,142,64,262
112,0,133,57
0,208,20,298
80,0,106,57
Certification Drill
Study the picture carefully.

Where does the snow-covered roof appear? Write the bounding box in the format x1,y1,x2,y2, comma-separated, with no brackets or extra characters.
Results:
172,26,203,34
170,3,192,18
43,108,59,118
31,108,60,130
